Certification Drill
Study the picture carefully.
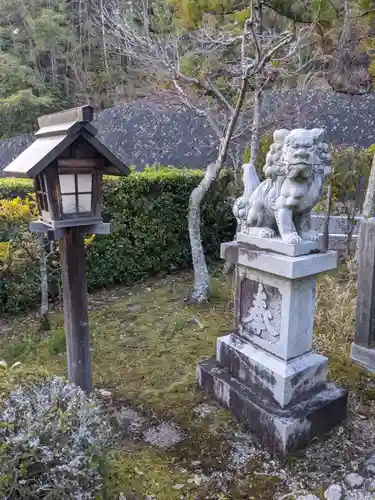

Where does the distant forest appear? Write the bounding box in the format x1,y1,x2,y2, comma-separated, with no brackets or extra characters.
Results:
0,0,374,138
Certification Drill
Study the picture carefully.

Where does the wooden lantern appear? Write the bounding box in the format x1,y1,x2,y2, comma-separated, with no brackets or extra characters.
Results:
3,105,129,394
4,105,128,232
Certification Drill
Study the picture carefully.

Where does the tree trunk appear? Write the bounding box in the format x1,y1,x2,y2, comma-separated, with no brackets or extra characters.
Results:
188,78,249,303
188,162,217,303
322,174,333,251
39,234,50,329
100,0,109,70
242,3,263,208
224,89,263,276
79,0,83,70
51,49,57,84
243,88,262,201
337,0,351,69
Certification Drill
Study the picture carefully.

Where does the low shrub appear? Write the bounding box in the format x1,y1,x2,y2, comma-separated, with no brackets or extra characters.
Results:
330,146,374,216
320,146,375,251
86,167,235,289
0,241,8,260
0,178,33,199
0,195,47,313
0,376,112,499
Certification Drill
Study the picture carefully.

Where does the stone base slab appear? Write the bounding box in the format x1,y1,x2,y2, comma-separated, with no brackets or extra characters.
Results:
350,343,375,373
221,241,338,279
217,333,328,408
197,357,348,455
237,232,321,257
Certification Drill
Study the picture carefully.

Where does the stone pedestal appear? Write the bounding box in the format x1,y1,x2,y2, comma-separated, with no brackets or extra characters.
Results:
197,239,348,455
351,219,375,372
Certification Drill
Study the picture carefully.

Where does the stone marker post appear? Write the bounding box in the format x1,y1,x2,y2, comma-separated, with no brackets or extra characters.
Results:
351,153,375,372
197,128,348,454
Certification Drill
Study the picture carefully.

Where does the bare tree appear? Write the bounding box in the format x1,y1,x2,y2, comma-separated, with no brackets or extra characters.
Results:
322,170,333,251
102,0,314,302
39,234,49,321
100,0,109,70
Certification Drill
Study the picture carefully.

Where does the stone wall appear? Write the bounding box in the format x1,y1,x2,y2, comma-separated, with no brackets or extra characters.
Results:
311,214,360,251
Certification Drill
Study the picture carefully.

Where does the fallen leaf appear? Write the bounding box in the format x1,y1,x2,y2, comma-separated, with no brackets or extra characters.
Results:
172,484,185,490
99,389,112,398
193,474,202,486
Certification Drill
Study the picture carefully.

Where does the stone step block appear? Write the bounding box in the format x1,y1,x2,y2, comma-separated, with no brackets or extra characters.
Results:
197,357,348,455
217,333,328,408
221,241,338,280
237,232,321,257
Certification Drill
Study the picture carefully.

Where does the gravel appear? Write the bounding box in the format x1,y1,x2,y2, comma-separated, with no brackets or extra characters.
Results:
344,473,365,489
143,422,185,449
324,484,345,500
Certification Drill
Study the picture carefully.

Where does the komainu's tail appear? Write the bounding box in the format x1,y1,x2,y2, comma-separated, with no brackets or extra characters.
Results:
233,163,260,220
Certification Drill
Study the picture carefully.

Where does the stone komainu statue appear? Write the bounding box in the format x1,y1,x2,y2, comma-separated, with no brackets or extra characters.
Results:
233,128,332,245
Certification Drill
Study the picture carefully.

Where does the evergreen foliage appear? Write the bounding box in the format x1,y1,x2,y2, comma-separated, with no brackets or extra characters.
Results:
0,0,373,139
0,168,235,315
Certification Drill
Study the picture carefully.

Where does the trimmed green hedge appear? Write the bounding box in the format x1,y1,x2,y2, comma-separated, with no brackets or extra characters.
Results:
0,178,33,199
0,167,235,314
87,167,235,289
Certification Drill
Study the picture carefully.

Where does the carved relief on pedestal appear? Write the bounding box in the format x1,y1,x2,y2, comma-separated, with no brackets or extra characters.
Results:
239,277,281,344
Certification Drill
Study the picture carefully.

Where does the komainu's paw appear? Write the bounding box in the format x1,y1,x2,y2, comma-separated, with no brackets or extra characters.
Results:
299,229,320,242
259,228,276,239
244,227,276,238
283,232,302,245
233,197,249,219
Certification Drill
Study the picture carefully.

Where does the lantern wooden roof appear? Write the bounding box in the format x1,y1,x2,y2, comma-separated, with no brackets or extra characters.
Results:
3,105,129,178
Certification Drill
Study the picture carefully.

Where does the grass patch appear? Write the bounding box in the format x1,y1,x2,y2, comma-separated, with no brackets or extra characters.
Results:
0,267,370,498
0,331,39,361
314,268,375,395
105,448,198,499
47,328,66,355
314,272,357,357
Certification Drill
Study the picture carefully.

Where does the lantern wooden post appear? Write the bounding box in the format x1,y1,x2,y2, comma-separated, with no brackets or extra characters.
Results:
60,227,92,393
3,105,129,394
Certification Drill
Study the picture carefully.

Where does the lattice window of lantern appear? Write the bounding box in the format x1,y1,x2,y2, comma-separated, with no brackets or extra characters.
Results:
35,174,49,218
59,173,93,216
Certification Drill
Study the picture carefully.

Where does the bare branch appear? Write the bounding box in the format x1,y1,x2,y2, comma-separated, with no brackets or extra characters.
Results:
172,79,223,139
174,71,234,112
351,8,375,18
246,31,294,77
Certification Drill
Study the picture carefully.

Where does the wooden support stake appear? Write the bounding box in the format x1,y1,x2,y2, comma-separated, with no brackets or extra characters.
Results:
60,226,92,394
351,218,375,372
354,219,375,349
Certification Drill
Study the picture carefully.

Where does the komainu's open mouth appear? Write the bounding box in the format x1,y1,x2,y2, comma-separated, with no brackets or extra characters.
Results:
287,163,311,180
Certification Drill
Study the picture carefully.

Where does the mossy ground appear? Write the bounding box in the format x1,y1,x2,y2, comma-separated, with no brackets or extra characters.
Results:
1,265,374,499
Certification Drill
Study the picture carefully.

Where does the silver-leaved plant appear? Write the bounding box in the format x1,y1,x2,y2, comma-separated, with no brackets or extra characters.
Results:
0,376,113,499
